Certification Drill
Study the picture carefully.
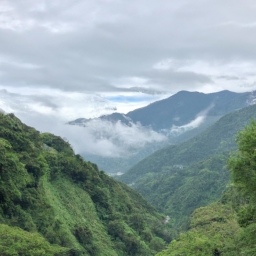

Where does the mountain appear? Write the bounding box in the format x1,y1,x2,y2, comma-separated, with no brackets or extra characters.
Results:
68,90,256,175
118,104,256,230
69,113,133,127
70,90,256,131
120,103,256,184
157,120,256,255
126,90,244,130
0,113,171,255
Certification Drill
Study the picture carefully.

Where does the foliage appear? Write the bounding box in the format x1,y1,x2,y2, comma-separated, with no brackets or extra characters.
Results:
133,154,230,231
0,224,69,255
228,120,256,197
157,118,256,256
117,104,256,232
157,203,240,256
227,120,256,255
0,113,169,255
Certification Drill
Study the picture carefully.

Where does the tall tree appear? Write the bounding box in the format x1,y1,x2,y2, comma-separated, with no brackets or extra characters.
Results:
228,120,256,254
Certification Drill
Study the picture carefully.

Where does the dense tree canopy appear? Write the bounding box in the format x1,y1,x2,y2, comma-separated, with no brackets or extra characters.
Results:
0,113,170,256
157,119,256,256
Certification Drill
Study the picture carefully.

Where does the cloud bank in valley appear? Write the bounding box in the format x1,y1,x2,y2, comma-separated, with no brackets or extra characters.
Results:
0,89,166,157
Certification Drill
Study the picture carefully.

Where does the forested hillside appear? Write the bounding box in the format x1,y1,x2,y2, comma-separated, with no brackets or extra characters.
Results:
0,113,170,255
119,104,256,231
157,120,256,255
120,104,256,184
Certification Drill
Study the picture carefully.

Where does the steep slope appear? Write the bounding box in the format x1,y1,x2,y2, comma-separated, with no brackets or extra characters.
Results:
118,104,256,230
157,120,256,256
157,202,241,256
0,113,170,256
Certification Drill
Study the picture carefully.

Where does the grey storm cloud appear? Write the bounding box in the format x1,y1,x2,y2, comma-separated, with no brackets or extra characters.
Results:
0,0,256,93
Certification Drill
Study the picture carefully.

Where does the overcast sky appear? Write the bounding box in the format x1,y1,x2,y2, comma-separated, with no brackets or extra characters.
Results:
1,0,256,156
1,1,256,98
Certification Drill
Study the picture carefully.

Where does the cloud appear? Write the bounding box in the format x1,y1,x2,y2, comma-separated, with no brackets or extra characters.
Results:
0,89,119,120
169,103,215,135
0,0,256,96
0,89,166,157
68,119,166,156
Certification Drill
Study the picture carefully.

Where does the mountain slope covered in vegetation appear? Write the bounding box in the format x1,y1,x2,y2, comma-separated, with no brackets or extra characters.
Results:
120,104,256,184
0,113,170,256
157,120,256,255
71,90,256,175
119,104,256,231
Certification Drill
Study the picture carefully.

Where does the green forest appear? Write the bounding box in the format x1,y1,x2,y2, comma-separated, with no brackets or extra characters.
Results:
1,108,256,255
119,104,256,232
0,113,171,255
157,120,256,255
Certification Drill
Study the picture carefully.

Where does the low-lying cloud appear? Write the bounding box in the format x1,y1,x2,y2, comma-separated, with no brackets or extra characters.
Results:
169,103,214,135
0,89,166,157
21,113,166,157
70,119,166,157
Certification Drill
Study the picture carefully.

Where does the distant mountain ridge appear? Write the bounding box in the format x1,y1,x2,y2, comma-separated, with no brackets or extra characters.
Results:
68,90,256,174
119,103,256,184
69,90,256,131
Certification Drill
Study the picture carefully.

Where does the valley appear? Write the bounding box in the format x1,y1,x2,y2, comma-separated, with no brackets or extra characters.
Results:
1,1,256,255
69,90,256,175
1,90,256,255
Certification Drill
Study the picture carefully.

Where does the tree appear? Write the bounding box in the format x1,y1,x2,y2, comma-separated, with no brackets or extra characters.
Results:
228,119,256,254
228,120,256,197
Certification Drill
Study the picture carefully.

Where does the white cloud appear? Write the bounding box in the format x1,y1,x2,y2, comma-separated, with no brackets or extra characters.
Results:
169,103,214,135
0,89,167,157
0,0,256,95
69,119,166,156
219,21,256,28
153,59,174,70
0,89,117,120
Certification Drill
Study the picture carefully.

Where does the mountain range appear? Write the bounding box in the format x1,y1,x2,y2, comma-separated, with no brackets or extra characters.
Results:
69,90,256,174
118,103,256,230
2,90,256,255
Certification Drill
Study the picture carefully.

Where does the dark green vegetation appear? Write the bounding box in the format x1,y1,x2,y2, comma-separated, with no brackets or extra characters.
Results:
0,224,68,255
157,120,256,255
157,202,241,256
119,104,256,231
0,113,171,255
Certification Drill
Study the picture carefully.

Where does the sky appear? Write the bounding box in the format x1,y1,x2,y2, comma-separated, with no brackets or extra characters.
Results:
0,0,256,157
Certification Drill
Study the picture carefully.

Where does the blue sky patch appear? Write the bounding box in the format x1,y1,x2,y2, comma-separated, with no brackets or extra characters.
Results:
106,95,156,102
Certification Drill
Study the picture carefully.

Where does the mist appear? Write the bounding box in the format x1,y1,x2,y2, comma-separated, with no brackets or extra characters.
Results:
0,89,166,157
169,103,215,135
